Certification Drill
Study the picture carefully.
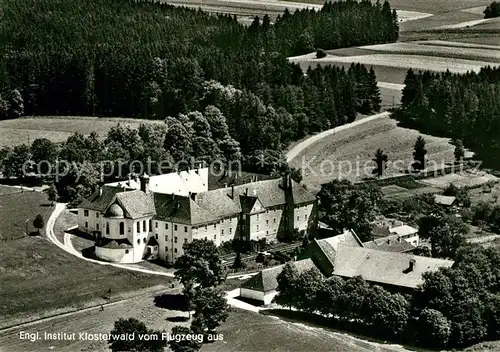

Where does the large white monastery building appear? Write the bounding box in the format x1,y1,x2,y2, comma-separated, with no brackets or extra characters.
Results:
77,168,317,264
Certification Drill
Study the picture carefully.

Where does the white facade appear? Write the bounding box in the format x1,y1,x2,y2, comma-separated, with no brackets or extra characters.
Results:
240,288,277,305
149,168,208,196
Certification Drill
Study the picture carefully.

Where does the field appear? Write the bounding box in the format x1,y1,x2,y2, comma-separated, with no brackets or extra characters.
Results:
0,117,162,147
281,0,491,14
0,187,53,240
289,116,454,189
420,171,499,189
0,302,410,352
0,189,170,326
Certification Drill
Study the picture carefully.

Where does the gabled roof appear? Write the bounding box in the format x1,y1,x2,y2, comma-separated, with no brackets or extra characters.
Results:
305,230,364,275
241,259,316,293
154,193,222,226
78,186,123,212
390,225,418,237
332,244,454,289
434,195,456,206
363,235,415,253
116,190,155,219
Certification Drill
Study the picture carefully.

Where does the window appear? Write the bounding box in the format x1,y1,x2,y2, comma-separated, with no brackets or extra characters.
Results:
297,216,299,221
174,224,178,231
257,225,259,231
149,220,152,230
84,210,89,217
128,227,131,233
155,234,158,239
305,214,308,220
143,238,146,244
205,237,207,240
96,224,99,230
221,229,224,235
184,226,188,233
155,222,158,228
229,228,232,233
96,213,99,218
184,238,187,244
273,218,276,223
165,246,168,252
266,230,269,235
85,221,88,228
256,214,259,220
137,239,140,244
174,248,178,253
125,249,129,254
214,235,216,240
165,235,168,241
165,223,168,230
204,225,207,232
143,220,146,232
137,222,140,233
213,223,216,229
266,220,269,226
106,222,109,235
174,237,178,243
119,222,125,235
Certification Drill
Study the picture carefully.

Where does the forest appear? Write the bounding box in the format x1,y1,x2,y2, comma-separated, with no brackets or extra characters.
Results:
0,0,397,154
395,67,500,168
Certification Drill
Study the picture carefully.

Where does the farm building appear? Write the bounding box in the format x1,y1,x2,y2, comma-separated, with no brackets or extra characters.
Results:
300,230,363,276
332,244,454,292
239,259,316,305
363,234,416,253
434,194,457,207
77,169,317,264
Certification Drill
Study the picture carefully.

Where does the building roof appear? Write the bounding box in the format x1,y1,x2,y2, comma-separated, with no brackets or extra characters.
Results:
434,195,457,206
363,235,416,253
241,259,316,293
106,203,125,218
390,225,418,237
98,238,133,249
115,190,156,219
149,168,208,196
315,229,364,263
332,244,454,289
78,186,123,212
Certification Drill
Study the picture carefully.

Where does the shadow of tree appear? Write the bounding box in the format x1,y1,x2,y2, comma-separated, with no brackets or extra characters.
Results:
154,293,189,311
166,316,189,322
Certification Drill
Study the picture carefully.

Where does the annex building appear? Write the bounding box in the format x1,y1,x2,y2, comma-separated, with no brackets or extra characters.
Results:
77,168,317,264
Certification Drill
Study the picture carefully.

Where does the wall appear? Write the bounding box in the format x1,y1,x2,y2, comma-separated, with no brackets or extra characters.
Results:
78,209,100,233
240,288,265,302
293,202,314,232
95,246,135,263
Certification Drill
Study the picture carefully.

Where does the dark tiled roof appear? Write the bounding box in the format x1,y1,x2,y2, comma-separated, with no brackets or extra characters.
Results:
241,259,316,292
194,188,241,219
116,190,156,219
333,244,454,289
78,186,123,212
363,235,416,253
98,238,133,249
147,237,159,246
303,230,363,275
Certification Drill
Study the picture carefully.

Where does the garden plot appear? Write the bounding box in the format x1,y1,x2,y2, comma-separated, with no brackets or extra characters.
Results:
420,171,499,189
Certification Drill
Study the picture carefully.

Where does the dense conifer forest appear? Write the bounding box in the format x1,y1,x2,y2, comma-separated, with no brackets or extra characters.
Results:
396,67,500,168
0,0,397,153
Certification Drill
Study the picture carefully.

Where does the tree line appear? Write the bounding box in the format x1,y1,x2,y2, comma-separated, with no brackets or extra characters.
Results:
0,0,396,149
275,243,500,349
395,66,500,169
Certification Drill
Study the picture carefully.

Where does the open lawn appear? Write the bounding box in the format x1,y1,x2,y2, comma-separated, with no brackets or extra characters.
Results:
0,187,52,240
281,0,491,14
289,116,454,188
0,116,162,147
399,10,482,31
0,191,170,326
420,171,499,189
0,236,170,326
452,35,500,46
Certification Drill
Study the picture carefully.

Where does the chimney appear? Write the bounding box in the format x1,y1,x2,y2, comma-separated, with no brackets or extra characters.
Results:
409,258,416,272
140,174,150,194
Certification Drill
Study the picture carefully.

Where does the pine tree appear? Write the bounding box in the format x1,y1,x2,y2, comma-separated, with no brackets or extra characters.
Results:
413,136,427,171
372,148,388,177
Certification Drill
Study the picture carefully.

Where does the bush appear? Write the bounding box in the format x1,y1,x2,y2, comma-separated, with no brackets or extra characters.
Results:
316,49,327,58
484,1,500,18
